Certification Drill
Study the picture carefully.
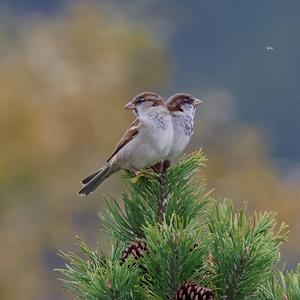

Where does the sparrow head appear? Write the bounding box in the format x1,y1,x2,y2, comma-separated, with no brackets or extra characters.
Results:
124,92,165,117
167,93,202,116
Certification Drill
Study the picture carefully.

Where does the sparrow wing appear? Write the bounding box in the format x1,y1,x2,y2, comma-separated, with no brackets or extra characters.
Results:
107,118,141,163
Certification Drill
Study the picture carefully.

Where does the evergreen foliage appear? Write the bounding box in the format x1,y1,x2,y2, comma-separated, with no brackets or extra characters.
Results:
207,201,287,299
57,150,300,299
58,238,146,299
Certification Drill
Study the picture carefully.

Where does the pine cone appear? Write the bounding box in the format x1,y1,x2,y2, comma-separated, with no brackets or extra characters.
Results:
174,282,214,300
120,241,147,264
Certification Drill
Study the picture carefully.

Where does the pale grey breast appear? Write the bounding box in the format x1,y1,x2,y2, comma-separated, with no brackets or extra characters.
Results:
180,115,193,136
148,112,169,130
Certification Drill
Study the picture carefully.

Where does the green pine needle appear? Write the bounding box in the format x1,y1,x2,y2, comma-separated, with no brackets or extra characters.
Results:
140,214,211,299
207,199,288,299
101,150,209,241
56,239,145,299
57,150,299,299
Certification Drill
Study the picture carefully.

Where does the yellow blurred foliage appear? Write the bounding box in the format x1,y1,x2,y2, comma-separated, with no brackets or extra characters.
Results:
0,3,167,299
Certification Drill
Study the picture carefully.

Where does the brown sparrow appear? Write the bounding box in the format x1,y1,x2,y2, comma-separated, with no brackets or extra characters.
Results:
79,92,174,196
166,93,202,159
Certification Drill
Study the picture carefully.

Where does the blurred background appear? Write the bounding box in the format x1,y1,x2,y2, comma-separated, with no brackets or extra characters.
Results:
0,1,299,299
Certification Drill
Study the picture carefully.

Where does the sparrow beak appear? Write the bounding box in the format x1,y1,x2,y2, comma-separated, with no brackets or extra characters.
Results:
124,101,135,110
193,98,203,107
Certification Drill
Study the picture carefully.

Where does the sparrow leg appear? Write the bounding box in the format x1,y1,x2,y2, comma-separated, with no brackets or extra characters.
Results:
163,159,171,171
151,161,164,173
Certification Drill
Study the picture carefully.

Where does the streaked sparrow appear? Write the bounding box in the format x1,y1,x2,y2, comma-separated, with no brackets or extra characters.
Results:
166,93,202,160
79,92,174,196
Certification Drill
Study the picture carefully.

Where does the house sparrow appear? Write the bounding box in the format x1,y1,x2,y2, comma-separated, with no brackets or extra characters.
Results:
79,92,174,196
166,93,202,160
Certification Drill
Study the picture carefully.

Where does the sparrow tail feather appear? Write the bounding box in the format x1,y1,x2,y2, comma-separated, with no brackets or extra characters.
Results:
79,164,114,196
81,170,101,185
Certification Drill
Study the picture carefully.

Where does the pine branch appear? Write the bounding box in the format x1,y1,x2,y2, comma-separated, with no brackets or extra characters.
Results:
57,150,299,299
280,265,300,300
165,151,209,227
56,238,145,299
156,160,171,223
140,214,211,299
261,265,300,299
101,151,209,241
207,200,288,300
157,166,167,223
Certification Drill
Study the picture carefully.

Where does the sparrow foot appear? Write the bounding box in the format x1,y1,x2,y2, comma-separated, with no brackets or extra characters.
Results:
130,169,157,183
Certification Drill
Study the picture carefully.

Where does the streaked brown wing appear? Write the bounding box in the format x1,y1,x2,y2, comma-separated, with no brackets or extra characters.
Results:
107,118,141,163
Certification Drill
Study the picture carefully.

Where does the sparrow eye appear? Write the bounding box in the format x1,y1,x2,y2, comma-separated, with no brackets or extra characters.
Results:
186,98,193,104
135,97,144,105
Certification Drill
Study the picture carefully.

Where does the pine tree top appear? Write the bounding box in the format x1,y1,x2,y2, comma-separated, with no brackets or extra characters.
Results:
57,151,299,300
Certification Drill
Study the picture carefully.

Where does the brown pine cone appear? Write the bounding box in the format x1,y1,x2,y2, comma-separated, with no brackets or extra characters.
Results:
120,241,147,264
174,282,214,300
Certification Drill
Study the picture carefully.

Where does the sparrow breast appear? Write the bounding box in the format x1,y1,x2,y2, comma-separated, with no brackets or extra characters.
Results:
144,109,174,157
167,114,193,159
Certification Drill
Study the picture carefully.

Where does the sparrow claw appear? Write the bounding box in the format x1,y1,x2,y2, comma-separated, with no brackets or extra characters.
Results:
130,169,157,183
